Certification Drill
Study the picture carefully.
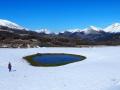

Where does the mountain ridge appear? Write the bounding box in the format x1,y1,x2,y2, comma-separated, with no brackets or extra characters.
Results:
1,19,120,33
0,19,120,48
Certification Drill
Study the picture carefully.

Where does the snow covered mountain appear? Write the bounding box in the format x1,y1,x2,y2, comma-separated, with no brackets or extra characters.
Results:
1,19,120,34
0,19,120,47
35,29,51,34
61,23,120,34
83,26,102,34
104,23,120,33
0,19,25,30
62,26,102,34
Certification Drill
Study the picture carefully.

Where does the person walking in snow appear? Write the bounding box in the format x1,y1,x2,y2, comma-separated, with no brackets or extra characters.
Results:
8,62,12,72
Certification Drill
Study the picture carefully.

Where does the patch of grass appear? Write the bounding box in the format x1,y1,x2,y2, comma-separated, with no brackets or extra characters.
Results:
23,53,86,67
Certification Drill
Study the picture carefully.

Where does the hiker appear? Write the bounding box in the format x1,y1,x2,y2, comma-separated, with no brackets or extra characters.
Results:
8,62,12,72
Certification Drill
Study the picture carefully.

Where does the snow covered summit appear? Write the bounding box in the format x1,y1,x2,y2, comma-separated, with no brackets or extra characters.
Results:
0,19,24,30
61,26,101,34
104,23,120,33
35,28,51,34
61,23,120,34
83,26,101,34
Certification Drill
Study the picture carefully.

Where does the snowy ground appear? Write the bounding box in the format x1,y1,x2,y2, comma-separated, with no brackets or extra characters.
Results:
0,46,120,90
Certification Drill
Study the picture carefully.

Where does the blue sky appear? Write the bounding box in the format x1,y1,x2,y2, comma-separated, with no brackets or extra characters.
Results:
0,0,120,32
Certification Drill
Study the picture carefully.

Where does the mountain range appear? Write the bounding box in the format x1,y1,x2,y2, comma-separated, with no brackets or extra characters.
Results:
64,23,120,34
0,19,120,48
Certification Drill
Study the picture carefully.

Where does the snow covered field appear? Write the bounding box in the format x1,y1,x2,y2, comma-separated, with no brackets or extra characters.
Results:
0,46,120,90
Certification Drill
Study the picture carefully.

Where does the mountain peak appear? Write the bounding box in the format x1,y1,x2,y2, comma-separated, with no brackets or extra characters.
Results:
83,26,101,34
35,29,51,34
112,23,120,26
104,23,120,33
0,19,24,30
89,26,99,31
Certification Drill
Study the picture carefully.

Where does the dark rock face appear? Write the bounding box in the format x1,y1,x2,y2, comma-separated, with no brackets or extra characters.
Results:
0,26,120,48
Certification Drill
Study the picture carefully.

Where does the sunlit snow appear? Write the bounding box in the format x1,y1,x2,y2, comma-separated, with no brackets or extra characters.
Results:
0,46,120,90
